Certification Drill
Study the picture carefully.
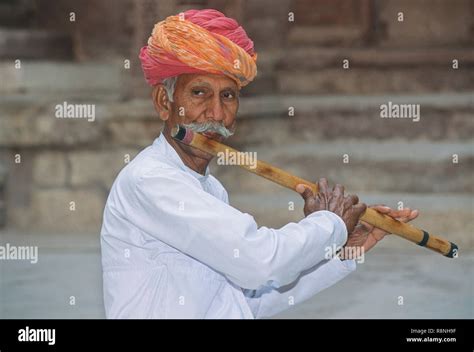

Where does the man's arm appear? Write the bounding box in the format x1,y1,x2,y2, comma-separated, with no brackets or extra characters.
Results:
121,167,349,290
244,257,356,318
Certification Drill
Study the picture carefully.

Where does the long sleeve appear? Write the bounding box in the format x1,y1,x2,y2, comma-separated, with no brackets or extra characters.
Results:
124,166,348,290
244,257,356,318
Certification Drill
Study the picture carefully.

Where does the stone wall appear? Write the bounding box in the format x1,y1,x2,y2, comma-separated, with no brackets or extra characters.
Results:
0,98,160,232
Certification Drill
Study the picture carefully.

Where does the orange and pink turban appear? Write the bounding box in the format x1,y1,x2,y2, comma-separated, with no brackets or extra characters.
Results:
139,9,257,88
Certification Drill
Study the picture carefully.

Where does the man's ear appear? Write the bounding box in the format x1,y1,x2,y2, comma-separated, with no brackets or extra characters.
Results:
152,85,171,121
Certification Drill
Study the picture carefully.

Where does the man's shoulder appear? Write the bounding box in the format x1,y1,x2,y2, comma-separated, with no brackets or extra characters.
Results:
116,146,196,189
127,148,172,179
208,174,225,190
208,174,229,203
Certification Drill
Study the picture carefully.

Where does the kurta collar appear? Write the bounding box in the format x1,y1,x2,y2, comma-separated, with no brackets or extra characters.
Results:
153,133,210,182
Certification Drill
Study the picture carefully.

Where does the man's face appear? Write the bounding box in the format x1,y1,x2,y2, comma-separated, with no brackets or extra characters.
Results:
171,73,239,132
161,73,240,161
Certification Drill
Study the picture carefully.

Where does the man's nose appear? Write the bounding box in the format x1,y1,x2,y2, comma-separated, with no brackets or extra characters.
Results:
206,95,225,122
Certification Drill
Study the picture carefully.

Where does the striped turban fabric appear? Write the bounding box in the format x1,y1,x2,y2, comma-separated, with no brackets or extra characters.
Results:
139,9,257,88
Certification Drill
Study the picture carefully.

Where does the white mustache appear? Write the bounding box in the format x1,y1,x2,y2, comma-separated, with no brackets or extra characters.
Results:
182,121,234,138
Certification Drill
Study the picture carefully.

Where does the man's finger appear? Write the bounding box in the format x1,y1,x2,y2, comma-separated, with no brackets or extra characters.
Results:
318,178,329,196
353,202,367,217
334,183,344,197
296,184,314,201
396,217,410,223
296,184,306,194
410,209,419,219
396,210,419,223
347,194,359,205
389,208,412,218
359,220,373,228
370,204,391,214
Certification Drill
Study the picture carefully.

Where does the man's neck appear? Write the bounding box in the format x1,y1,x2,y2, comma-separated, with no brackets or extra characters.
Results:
163,132,210,175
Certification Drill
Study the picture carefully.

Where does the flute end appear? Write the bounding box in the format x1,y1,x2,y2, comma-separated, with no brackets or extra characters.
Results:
445,242,459,259
171,125,194,145
171,125,184,140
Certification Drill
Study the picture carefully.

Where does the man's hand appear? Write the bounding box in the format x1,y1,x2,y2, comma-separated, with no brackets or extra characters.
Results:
341,205,419,258
296,178,366,234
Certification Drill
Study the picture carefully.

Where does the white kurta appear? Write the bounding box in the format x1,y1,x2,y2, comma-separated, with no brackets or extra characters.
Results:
101,133,356,319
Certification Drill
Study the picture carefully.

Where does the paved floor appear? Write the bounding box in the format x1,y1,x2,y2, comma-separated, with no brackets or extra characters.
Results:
0,231,472,319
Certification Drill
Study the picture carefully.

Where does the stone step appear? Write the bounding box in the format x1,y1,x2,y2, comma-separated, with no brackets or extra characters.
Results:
0,61,124,96
0,29,74,60
277,48,474,71
4,136,470,231
232,94,474,144
225,192,473,249
277,68,474,95
0,2,38,28
242,50,281,96
211,139,473,195
275,48,474,94
1,93,471,148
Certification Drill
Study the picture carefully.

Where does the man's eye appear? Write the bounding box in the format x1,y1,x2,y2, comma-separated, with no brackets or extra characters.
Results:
223,91,235,99
192,89,205,96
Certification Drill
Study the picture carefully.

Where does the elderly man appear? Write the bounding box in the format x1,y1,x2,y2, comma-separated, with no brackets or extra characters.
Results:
100,9,418,319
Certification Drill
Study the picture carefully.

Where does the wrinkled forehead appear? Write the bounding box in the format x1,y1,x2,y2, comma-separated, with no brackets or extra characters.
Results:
177,73,240,91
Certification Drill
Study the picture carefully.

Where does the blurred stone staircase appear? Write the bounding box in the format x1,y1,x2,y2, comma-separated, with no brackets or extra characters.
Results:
248,47,474,96
0,89,472,250
0,0,472,247
211,93,474,249
0,0,74,61
275,47,474,95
